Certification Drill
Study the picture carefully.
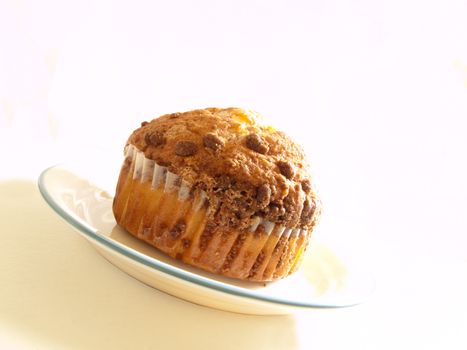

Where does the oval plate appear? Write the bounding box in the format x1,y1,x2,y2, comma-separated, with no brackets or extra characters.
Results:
38,160,374,315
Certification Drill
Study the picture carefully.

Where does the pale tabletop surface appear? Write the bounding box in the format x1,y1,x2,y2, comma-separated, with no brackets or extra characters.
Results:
1,1,467,349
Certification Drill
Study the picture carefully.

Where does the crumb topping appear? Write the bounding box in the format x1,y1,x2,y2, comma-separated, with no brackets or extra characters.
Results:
127,107,321,230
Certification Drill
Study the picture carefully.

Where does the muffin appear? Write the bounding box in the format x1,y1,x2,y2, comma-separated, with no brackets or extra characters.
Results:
113,108,321,282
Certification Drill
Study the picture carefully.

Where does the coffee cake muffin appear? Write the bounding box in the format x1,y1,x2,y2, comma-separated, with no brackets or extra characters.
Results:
113,108,321,281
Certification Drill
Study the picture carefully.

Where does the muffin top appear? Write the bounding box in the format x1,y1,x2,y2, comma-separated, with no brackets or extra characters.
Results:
127,107,321,231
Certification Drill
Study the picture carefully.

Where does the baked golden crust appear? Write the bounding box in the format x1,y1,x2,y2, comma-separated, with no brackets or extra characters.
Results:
127,107,321,231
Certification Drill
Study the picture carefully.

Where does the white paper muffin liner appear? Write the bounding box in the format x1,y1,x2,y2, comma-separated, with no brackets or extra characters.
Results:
116,144,309,280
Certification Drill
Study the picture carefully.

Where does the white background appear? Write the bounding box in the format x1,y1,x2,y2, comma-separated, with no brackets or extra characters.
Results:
1,0,466,349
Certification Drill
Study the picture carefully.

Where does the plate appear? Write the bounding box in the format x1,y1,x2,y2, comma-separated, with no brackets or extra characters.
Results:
38,159,374,315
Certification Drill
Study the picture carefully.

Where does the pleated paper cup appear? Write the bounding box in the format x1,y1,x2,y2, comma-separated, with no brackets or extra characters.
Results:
113,145,310,282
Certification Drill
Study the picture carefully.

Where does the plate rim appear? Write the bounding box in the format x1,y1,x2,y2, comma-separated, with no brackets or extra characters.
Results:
38,164,366,310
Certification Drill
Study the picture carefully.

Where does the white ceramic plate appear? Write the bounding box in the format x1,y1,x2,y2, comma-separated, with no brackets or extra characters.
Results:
38,158,374,315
